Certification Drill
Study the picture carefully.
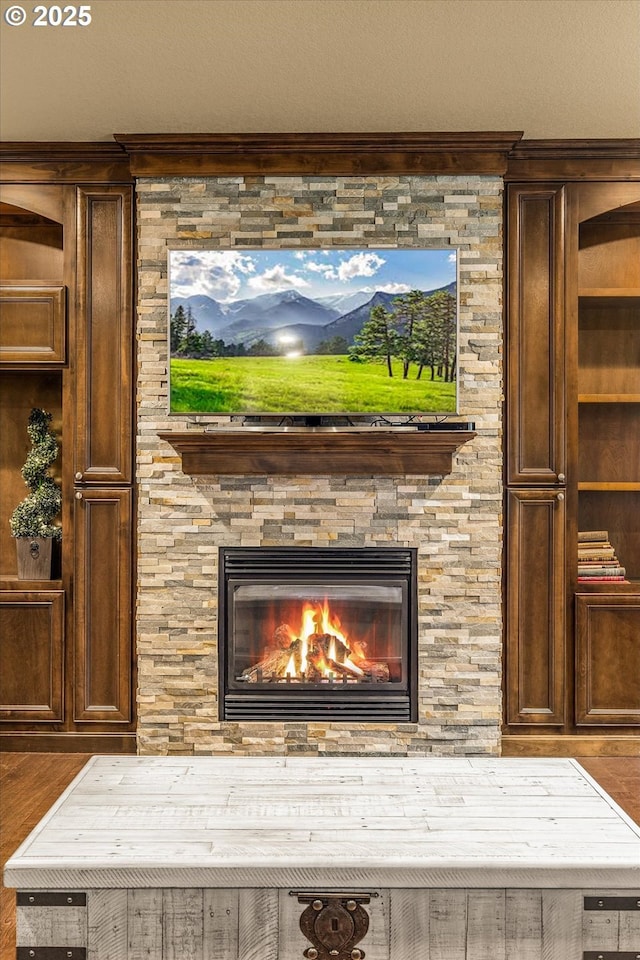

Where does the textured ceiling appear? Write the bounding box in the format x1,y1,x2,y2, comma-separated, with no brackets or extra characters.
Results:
1,0,639,142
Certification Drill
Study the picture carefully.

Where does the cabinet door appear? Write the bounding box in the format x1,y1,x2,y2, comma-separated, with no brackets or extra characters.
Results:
0,591,64,721
505,489,566,725
0,284,66,364
73,488,132,723
75,186,132,483
576,594,640,725
506,185,566,485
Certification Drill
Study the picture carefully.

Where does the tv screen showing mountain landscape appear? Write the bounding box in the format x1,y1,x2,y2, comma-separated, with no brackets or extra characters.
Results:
168,248,458,415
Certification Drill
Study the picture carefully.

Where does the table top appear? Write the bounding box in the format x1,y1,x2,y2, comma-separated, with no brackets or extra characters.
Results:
5,756,640,889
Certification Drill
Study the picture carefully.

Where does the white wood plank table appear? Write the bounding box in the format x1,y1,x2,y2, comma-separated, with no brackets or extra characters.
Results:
5,756,640,960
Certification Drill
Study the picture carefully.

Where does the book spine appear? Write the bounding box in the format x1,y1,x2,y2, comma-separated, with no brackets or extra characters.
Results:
577,575,626,581
578,530,609,542
577,567,626,577
577,553,616,561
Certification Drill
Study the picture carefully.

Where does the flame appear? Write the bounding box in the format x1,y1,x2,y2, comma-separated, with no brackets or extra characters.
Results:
292,600,364,679
242,596,390,685
300,599,347,645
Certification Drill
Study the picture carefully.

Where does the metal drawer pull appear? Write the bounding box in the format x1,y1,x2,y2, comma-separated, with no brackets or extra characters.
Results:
292,892,375,960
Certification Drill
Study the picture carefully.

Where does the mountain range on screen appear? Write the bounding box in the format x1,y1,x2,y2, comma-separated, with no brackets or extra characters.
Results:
171,282,456,352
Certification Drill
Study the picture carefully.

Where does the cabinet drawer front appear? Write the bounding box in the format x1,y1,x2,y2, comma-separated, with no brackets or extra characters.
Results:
0,285,66,364
0,591,64,721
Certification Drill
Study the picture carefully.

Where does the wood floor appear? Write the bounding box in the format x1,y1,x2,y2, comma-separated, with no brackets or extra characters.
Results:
1,753,90,960
1,754,639,960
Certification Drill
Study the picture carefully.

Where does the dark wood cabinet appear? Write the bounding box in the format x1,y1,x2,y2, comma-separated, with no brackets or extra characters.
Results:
0,591,64,722
506,185,566,485
0,157,135,752
504,171,640,754
505,489,566,726
75,186,133,483
575,594,640,725
0,284,66,364
73,488,133,723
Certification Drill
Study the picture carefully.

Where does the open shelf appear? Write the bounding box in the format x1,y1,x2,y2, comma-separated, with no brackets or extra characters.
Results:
579,490,640,582
0,576,63,590
579,288,640,299
0,372,63,582
158,429,476,477
578,404,640,485
578,299,640,397
579,482,640,491
576,579,639,593
579,394,640,403
577,204,640,591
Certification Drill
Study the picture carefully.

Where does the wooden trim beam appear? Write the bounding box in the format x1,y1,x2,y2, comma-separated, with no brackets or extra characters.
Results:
159,429,476,477
502,735,640,757
114,131,524,176
506,138,640,181
3,134,639,181
0,733,136,752
0,143,132,183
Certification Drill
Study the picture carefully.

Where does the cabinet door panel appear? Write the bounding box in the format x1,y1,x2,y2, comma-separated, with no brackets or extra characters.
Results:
75,186,132,482
576,594,640,725
0,591,64,721
0,285,66,364
506,489,566,724
507,185,566,484
73,488,132,722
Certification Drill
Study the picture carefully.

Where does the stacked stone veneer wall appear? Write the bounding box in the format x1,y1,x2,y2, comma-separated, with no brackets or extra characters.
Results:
136,175,504,756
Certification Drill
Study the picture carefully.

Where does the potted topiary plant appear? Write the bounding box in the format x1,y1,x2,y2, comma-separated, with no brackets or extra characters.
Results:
10,408,62,580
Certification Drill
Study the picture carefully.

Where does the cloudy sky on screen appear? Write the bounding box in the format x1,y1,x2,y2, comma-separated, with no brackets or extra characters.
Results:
170,248,457,302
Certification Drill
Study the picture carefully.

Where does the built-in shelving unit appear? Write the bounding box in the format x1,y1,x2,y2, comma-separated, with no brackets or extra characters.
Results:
504,175,640,751
577,207,640,588
0,160,136,752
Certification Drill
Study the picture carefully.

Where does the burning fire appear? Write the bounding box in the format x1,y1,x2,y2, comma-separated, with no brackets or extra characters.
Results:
283,600,364,680
239,598,390,685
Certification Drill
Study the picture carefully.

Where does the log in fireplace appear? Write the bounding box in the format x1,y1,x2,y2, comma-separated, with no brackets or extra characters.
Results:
219,547,417,722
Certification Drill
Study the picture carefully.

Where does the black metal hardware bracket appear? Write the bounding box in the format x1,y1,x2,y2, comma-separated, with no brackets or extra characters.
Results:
17,950,87,959
17,893,86,907
583,953,640,959
584,897,640,911
16,894,87,959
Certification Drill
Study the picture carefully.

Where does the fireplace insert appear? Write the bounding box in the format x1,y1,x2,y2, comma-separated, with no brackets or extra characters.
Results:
219,547,417,721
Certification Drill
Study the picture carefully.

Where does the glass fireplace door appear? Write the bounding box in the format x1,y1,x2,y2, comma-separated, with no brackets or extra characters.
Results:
219,548,416,721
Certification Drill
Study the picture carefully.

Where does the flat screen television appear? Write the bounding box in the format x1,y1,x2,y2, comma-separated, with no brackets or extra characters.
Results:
168,248,458,419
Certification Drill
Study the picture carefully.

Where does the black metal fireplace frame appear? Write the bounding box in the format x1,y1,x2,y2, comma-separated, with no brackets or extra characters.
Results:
218,547,418,722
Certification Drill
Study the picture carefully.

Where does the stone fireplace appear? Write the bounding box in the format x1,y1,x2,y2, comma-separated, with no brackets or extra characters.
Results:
135,173,504,756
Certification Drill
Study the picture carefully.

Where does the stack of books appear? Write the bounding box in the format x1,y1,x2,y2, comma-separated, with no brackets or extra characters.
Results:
578,531,627,581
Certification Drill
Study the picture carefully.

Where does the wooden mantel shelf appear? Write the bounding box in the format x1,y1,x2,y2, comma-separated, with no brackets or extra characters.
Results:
158,429,476,477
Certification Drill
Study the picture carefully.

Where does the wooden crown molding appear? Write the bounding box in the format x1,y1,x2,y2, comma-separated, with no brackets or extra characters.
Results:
0,142,132,183
0,141,126,161
2,134,637,182
506,138,640,181
114,131,524,177
510,138,640,159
